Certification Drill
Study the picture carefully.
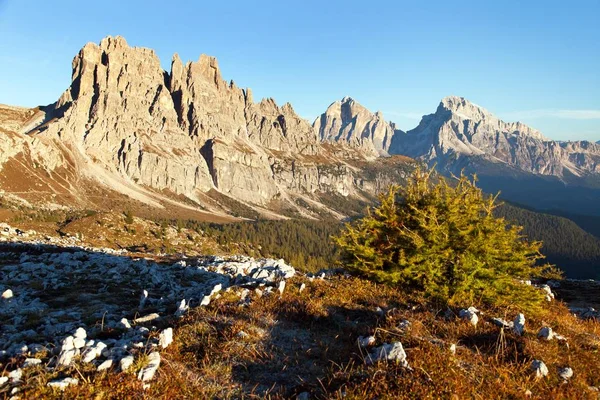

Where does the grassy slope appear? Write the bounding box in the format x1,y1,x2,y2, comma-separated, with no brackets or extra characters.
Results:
11,275,600,399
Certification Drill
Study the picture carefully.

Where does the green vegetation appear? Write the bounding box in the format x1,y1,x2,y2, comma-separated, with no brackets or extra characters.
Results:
165,218,343,273
497,204,600,279
334,169,559,310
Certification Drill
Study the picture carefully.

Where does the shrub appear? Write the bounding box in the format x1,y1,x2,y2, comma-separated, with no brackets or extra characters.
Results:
334,168,560,310
124,210,134,225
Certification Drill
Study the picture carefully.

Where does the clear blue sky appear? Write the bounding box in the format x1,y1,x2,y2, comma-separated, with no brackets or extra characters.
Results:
1,0,599,141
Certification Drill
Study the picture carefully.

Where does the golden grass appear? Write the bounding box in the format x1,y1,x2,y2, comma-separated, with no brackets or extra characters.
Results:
7,275,600,399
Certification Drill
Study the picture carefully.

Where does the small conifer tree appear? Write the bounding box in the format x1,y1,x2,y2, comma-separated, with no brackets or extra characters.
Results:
334,168,559,310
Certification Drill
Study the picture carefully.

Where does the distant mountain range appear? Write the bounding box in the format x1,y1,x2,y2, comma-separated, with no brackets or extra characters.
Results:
0,35,599,219
317,96,600,215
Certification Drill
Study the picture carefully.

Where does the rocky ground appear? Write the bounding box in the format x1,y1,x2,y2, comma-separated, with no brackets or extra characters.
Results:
1,222,600,399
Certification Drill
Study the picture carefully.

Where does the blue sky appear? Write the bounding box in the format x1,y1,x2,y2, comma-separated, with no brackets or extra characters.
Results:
0,0,598,141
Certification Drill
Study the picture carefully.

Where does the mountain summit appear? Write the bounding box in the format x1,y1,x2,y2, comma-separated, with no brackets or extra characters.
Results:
313,97,403,156
389,96,599,178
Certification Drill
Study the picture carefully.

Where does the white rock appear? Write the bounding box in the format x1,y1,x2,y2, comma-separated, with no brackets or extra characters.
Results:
210,283,222,295
492,318,513,329
61,336,75,351
537,326,554,341
159,328,173,349
449,343,457,354
540,284,554,302
57,336,78,367
459,308,479,326
139,290,148,309
513,313,525,336
73,337,86,349
47,377,78,390
299,283,306,293
22,358,42,368
174,299,188,317
82,341,107,363
0,376,8,387
120,318,132,329
2,289,13,299
120,355,135,372
8,369,22,383
278,280,286,296
137,352,161,382
74,327,86,340
558,367,573,381
134,313,160,323
97,359,113,371
366,342,409,367
200,295,211,306
531,360,548,378
358,335,376,347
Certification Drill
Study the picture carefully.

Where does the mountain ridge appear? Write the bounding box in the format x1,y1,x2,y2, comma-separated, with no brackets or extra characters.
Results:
0,36,413,220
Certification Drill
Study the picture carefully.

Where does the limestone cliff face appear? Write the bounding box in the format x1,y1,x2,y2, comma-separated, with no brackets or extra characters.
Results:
0,36,411,216
389,96,600,177
314,97,403,156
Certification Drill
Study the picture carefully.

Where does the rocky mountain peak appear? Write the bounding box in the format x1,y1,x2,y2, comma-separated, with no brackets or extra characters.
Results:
438,95,496,122
315,97,403,156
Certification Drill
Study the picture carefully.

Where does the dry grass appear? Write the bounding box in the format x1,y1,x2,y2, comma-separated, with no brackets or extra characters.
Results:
7,274,600,399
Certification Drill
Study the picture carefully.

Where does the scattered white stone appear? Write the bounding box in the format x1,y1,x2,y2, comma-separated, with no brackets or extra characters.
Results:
22,358,42,368
47,377,78,390
134,313,160,323
492,318,513,329
97,359,113,371
82,341,107,363
237,331,250,339
459,307,479,326
137,352,161,382
531,360,548,378
120,355,135,372
0,376,8,387
558,367,573,381
540,284,555,302
2,289,13,299
73,336,86,349
120,318,132,329
74,327,86,340
210,283,222,295
139,290,148,309
537,326,554,341
200,295,211,306
513,313,525,336
278,280,286,296
366,342,409,367
358,335,376,347
159,328,173,349
299,283,306,293
57,336,77,366
8,369,22,383
174,299,188,317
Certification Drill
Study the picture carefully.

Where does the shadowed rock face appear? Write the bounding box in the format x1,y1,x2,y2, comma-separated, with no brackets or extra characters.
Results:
0,36,412,216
